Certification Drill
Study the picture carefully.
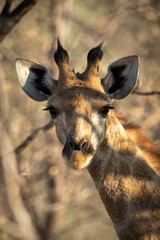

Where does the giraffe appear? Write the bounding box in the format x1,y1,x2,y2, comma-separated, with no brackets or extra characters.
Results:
16,40,160,240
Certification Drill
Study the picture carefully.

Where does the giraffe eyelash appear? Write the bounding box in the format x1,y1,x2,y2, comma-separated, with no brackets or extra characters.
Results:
43,106,54,111
43,106,59,118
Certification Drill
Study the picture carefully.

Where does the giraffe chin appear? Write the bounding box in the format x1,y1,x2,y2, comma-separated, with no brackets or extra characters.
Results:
62,151,93,170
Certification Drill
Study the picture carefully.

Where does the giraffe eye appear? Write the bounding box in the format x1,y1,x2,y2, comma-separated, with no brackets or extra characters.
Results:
43,107,59,119
99,105,114,118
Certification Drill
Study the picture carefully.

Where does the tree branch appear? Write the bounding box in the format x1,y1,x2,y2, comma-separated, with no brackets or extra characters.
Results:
15,120,54,156
1,0,12,17
132,90,160,96
10,0,40,18
0,0,40,43
0,121,54,163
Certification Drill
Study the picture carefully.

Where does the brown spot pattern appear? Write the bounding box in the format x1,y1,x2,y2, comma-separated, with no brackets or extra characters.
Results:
100,187,127,224
118,160,130,176
88,157,102,182
133,160,153,181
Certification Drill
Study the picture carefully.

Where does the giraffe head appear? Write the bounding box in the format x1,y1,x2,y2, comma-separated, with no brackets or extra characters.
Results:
16,40,139,169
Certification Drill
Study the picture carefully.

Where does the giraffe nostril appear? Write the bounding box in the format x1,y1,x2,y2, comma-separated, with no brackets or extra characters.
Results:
80,138,88,152
68,139,74,151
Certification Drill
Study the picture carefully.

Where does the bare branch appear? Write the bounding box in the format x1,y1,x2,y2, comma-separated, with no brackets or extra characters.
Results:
1,0,12,16
15,120,54,156
10,0,40,18
0,0,40,43
132,90,160,96
0,121,54,163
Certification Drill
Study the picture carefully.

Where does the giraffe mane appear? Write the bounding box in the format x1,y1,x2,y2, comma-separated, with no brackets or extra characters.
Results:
117,113,160,175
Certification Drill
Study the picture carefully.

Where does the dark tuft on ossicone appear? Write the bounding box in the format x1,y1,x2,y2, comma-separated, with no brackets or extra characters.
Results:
54,39,69,65
87,43,103,64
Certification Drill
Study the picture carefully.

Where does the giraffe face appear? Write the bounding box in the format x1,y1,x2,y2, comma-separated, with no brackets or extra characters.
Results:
47,84,112,169
16,41,139,170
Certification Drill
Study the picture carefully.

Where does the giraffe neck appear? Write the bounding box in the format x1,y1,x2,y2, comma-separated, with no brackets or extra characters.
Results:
88,111,160,240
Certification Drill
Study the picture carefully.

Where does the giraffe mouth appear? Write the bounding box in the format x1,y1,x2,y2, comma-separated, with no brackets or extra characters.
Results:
62,144,94,170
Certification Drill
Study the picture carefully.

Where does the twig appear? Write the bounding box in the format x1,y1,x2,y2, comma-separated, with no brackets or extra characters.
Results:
132,90,160,96
15,120,54,155
0,120,54,163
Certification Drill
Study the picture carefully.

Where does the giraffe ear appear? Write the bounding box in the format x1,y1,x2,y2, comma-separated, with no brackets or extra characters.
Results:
16,58,57,102
101,56,139,100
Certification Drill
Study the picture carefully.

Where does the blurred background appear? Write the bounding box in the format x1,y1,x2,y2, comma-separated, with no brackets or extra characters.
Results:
0,0,160,239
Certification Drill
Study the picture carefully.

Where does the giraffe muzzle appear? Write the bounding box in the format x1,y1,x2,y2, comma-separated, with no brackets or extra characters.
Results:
62,137,94,170
67,137,89,153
